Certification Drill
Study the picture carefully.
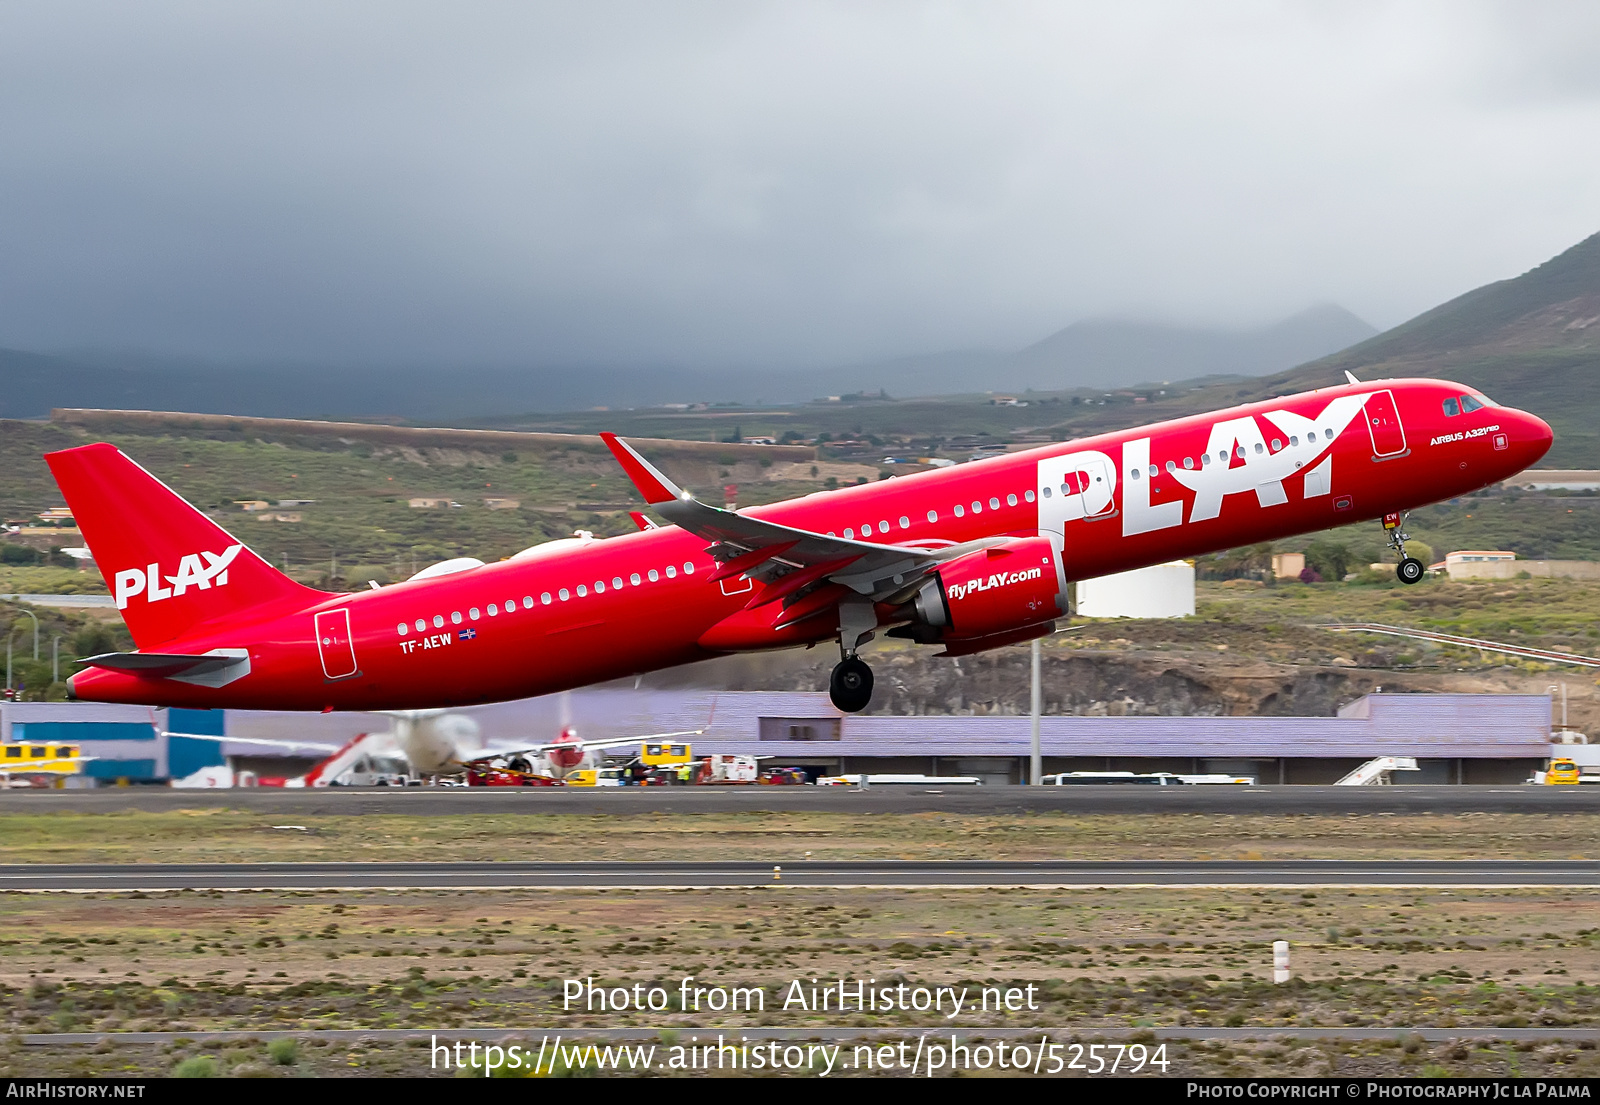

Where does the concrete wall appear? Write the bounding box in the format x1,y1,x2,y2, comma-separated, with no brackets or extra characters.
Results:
1445,560,1600,580
1076,561,1195,619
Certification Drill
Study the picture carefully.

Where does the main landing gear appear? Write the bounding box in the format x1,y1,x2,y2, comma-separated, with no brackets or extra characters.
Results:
1383,511,1425,585
830,601,877,713
830,656,874,713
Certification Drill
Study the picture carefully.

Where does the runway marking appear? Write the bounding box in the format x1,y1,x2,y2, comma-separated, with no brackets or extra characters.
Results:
2,882,1593,893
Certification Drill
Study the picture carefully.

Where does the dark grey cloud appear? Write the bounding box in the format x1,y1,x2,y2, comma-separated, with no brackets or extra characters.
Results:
0,1,1597,370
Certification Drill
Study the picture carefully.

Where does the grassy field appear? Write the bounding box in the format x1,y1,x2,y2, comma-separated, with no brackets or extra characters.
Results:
0,809,1597,864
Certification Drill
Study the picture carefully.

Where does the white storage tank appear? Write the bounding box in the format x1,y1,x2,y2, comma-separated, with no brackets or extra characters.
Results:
1075,560,1195,619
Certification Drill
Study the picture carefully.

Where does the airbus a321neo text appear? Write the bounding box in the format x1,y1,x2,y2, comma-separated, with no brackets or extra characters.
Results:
47,376,1552,714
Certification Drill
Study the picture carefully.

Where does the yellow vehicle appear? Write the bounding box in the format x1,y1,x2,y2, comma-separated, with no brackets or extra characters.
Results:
1545,757,1582,785
0,743,82,775
563,768,598,787
641,742,692,766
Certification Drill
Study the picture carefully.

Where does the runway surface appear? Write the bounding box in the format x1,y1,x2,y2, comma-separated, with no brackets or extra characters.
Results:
5,785,1598,815
4,859,1595,891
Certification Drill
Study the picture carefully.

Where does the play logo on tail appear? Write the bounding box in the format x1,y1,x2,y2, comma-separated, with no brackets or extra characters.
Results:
46,443,322,650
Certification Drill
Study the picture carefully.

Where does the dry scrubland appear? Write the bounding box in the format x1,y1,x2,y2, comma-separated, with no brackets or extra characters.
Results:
3,885,1600,1077
2,810,1600,1076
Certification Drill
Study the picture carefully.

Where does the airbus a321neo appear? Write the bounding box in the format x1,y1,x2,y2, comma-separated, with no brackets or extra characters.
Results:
47,375,1551,715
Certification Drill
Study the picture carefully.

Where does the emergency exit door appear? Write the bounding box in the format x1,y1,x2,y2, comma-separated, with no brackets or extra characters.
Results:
1362,389,1408,458
1063,455,1117,518
315,608,359,680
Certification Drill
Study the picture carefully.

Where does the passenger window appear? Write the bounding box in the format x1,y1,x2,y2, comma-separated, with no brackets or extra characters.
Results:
541,592,552,605
954,504,965,517
469,607,480,620
899,516,910,529
1130,468,1142,480
486,604,498,617
648,569,659,582
843,528,854,538
971,501,982,513
926,509,938,522
1271,439,1282,451
878,521,889,534
612,576,623,589
683,561,695,574
1041,486,1052,497
1460,394,1484,413
1148,465,1158,477
522,596,532,608
433,615,444,628
559,588,570,600
631,573,642,585
1442,397,1460,417
1024,490,1034,503
415,619,426,632
594,581,605,594
397,622,408,636
1289,435,1299,447
576,585,588,596
451,611,463,624
1254,443,1264,454
1182,457,1193,469
989,497,1000,509
1006,493,1017,506
1164,461,1175,474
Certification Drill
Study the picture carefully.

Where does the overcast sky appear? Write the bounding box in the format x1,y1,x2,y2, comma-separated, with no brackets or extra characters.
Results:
1,1,1597,370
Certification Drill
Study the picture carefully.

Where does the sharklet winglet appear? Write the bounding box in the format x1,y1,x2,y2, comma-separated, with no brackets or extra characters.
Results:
600,433,687,505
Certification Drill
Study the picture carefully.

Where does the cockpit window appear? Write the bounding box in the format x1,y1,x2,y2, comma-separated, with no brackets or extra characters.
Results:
1442,397,1460,417
1460,394,1486,413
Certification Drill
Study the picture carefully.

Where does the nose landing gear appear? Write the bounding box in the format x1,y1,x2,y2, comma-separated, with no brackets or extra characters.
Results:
1383,511,1425,585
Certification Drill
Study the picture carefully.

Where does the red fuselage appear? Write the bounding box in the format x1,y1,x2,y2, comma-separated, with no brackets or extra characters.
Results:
65,378,1552,710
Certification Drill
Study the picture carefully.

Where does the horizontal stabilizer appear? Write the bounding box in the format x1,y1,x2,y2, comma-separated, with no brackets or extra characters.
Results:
80,649,251,687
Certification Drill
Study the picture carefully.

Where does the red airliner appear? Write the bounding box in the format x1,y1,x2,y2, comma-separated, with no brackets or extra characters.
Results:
48,376,1551,714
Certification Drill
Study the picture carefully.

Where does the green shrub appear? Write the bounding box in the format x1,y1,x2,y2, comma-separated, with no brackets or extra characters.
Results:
267,1038,298,1065
173,1056,219,1078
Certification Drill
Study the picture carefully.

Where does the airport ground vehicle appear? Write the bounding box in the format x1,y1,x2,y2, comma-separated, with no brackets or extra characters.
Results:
1545,757,1583,785
47,377,1551,716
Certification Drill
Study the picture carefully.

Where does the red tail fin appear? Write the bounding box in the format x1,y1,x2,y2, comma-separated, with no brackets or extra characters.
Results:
45,443,323,649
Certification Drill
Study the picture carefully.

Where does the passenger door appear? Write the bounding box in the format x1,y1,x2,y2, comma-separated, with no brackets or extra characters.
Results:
1363,390,1408,458
314,608,359,680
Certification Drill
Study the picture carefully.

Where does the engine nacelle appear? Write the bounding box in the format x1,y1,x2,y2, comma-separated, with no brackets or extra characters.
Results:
912,537,1063,640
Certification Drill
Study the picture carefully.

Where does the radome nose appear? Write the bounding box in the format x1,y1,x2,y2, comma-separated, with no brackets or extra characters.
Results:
1510,408,1554,465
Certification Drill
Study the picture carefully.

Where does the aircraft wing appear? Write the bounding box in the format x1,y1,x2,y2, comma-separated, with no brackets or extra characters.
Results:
601,433,955,603
162,730,344,755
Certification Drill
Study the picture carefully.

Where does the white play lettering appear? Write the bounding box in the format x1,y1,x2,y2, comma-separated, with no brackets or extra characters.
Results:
113,544,245,609
1169,394,1368,523
1121,437,1183,536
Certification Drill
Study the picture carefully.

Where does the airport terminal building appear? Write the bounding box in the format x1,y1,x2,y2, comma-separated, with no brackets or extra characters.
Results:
1,691,1556,785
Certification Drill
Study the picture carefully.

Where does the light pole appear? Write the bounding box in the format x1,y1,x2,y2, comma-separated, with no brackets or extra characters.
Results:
5,627,13,692
1030,637,1042,785
13,608,39,660
52,635,63,686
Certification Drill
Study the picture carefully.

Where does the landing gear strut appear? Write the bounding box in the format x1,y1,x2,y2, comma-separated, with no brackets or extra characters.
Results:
830,601,877,713
1383,511,1425,585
